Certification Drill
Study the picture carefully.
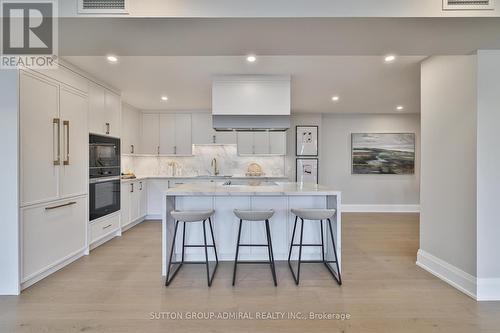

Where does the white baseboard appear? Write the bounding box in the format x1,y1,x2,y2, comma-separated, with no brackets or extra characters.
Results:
416,249,477,300
21,248,87,291
122,217,146,232
477,278,500,301
145,214,162,220
342,204,420,213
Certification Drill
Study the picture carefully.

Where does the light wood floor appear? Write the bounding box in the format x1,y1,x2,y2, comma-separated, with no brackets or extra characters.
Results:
1,213,499,333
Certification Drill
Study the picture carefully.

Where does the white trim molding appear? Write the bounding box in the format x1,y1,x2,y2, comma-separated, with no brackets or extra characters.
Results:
342,204,420,213
416,249,477,300
477,278,500,301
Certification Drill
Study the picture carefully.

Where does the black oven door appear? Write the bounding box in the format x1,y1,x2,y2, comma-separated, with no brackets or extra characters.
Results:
89,177,121,221
89,134,121,168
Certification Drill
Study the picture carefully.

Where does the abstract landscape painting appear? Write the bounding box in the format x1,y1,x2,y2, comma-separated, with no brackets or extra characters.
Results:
351,133,415,174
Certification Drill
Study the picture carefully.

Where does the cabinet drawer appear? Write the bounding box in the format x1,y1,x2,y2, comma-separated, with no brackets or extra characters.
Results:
90,213,120,244
22,197,87,281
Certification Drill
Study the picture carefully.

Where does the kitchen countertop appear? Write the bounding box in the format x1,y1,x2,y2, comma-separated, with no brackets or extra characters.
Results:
121,175,289,183
165,182,340,196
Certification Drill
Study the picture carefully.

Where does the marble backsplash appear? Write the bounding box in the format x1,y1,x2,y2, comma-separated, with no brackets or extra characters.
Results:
122,144,287,177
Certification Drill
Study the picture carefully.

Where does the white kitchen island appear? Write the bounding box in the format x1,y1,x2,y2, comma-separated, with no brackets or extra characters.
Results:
161,182,342,278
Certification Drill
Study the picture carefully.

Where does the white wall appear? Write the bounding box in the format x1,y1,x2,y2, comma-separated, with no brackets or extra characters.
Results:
420,55,478,278
287,113,421,209
321,113,420,207
0,70,20,295
476,50,500,299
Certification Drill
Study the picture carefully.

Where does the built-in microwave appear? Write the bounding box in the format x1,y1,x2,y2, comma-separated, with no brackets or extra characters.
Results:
89,134,121,221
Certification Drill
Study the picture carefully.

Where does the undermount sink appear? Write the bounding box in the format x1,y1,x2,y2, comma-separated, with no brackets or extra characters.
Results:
222,180,278,186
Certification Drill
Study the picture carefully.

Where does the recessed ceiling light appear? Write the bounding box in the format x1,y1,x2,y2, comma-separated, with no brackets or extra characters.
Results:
384,55,396,63
246,55,257,63
331,96,340,102
107,55,118,63
161,96,168,101
396,105,404,111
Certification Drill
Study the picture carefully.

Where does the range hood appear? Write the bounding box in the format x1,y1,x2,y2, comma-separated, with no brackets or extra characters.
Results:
212,75,291,131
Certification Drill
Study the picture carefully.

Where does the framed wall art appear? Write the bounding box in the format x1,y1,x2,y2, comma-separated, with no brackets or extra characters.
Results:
296,158,319,184
351,133,415,175
296,125,318,156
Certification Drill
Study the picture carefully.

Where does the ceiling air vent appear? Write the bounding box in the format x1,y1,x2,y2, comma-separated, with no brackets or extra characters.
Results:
78,0,128,14
443,0,495,10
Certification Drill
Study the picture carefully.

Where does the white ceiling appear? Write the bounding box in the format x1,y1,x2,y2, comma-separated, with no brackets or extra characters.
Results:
65,56,424,114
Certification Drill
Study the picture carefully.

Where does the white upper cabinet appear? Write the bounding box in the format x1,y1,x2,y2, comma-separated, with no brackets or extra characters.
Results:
191,112,213,144
20,70,89,207
237,131,287,155
159,114,176,155
253,132,270,155
121,103,142,154
104,90,121,138
269,131,287,155
174,114,192,155
141,114,160,155
143,113,192,156
88,82,121,137
192,112,237,144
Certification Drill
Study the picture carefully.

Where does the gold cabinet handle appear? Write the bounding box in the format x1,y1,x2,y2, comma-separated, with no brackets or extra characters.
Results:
63,120,70,165
139,182,143,191
45,201,76,210
130,183,134,193
105,123,110,135
53,118,61,166
131,144,134,154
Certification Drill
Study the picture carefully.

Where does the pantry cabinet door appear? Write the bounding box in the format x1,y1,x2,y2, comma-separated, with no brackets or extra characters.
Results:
20,71,60,206
59,87,89,198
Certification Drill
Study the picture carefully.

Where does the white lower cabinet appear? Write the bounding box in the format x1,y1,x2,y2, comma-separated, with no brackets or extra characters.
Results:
21,196,87,283
121,180,147,229
90,213,120,245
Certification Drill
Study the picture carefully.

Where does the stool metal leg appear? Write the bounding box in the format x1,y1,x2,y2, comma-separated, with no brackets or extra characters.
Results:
288,216,298,263
232,219,243,286
181,221,187,263
265,219,278,286
320,220,325,262
202,219,218,287
166,220,182,286
208,217,219,264
288,217,305,285
326,218,342,285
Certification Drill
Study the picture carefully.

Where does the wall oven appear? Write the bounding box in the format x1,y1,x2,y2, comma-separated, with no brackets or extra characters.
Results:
89,135,121,221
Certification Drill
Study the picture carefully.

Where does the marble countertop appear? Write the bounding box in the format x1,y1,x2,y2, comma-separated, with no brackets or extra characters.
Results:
165,182,341,196
121,175,289,183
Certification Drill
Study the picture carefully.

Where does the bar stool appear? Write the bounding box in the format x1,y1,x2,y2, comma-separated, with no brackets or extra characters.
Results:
165,209,218,287
232,209,277,286
288,209,342,286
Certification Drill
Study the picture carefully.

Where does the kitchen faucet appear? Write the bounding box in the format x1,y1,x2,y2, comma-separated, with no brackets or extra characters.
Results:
168,161,178,176
211,158,219,176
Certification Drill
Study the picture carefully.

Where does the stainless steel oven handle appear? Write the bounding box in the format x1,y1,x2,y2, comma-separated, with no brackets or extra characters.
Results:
89,176,121,184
